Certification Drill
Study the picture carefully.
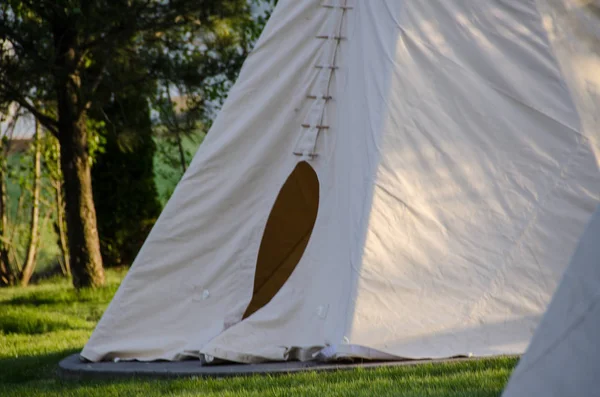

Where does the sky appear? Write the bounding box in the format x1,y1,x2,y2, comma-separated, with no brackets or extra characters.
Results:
0,104,36,139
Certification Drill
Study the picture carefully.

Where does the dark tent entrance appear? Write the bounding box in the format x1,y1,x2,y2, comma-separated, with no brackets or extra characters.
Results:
243,161,320,319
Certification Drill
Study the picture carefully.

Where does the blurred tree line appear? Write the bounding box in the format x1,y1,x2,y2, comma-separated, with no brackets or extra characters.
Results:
0,0,277,288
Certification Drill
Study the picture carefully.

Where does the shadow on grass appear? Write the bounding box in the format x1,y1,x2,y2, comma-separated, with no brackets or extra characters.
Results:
0,348,80,384
7,286,119,306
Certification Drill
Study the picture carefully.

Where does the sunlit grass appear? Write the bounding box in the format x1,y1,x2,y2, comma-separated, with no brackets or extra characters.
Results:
0,268,516,396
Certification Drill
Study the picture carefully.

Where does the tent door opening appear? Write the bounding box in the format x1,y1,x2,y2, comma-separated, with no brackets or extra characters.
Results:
243,161,320,319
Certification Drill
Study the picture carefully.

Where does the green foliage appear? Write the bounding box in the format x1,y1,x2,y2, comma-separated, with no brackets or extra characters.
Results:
154,133,203,204
151,0,278,202
1,0,256,287
92,94,161,268
0,117,62,284
150,2,263,191
1,149,60,275
0,0,253,114
85,119,107,166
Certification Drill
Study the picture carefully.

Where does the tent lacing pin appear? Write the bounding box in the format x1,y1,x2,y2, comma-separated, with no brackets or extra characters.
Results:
322,5,353,10
306,95,333,100
294,152,319,160
302,124,329,129
293,0,348,157
316,35,346,40
294,150,318,159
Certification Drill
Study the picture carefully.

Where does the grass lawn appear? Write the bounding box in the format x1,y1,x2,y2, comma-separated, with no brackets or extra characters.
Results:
0,269,517,396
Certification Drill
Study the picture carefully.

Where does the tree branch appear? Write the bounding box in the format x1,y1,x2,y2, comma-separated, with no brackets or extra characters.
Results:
0,24,53,66
18,0,58,23
11,97,59,137
81,54,109,114
81,0,222,52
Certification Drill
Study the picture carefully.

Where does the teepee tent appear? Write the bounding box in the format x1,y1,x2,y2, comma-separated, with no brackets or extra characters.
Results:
82,0,600,363
502,205,600,397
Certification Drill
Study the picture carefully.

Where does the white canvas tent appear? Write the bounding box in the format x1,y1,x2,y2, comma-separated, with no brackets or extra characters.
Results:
82,0,600,363
502,204,600,397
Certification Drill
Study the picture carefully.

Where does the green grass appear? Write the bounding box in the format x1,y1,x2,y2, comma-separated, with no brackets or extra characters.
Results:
0,270,517,396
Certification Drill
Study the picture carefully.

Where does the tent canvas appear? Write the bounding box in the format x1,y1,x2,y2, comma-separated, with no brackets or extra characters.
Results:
82,0,600,364
502,204,600,397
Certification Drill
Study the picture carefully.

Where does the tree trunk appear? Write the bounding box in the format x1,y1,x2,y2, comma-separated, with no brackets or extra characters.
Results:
54,29,104,288
57,114,105,288
0,260,9,286
54,178,70,277
50,137,71,277
176,133,187,174
165,84,187,174
20,122,42,286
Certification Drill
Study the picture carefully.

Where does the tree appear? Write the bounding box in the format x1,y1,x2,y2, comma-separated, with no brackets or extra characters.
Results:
155,82,196,175
153,0,275,200
18,118,41,286
92,93,161,268
0,104,19,286
0,106,47,286
42,134,70,277
0,0,251,288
